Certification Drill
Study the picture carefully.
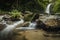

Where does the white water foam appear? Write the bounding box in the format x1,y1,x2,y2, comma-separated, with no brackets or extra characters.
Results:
0,19,24,38
45,3,52,14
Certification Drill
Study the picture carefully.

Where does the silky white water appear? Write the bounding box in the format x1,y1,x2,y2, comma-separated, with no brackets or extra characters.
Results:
0,19,24,39
45,3,52,14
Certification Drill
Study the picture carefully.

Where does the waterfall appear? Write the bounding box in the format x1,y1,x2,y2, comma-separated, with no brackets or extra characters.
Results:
45,3,52,14
16,22,37,30
0,19,24,40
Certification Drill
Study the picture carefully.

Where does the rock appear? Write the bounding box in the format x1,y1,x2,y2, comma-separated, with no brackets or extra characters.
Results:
0,23,6,31
36,19,46,29
10,17,20,21
16,22,30,27
6,21,14,25
18,22,29,27
25,11,33,14
32,14,40,22
24,14,33,21
44,19,60,32
2,14,11,21
45,19,60,28
0,16,4,22
39,15,60,31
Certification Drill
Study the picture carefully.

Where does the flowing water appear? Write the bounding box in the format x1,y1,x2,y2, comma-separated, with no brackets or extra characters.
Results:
16,22,37,30
16,3,52,30
0,3,53,40
0,15,37,40
45,3,52,14
0,19,24,40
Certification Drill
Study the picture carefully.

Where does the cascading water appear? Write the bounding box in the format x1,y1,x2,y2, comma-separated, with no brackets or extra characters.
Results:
16,13,38,30
16,22,37,30
0,19,24,40
45,3,52,14
16,3,52,30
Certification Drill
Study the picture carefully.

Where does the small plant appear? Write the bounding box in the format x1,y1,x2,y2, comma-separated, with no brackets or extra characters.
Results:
10,10,22,21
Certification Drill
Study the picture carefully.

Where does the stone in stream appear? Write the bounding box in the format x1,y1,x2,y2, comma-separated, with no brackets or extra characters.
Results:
0,23,6,31
2,14,11,21
36,19,46,29
16,22,30,27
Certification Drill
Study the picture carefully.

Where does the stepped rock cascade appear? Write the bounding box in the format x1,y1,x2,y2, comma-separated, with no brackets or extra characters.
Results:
16,22,37,30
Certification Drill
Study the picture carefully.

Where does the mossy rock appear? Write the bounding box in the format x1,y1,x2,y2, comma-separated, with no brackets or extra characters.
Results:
24,14,33,21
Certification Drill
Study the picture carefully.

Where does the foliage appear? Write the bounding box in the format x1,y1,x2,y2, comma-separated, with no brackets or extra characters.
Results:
0,0,49,13
10,10,22,20
24,14,33,21
19,0,49,13
53,0,60,13
0,0,15,11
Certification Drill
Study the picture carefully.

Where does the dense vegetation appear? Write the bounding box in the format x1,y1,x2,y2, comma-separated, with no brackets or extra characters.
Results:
53,0,60,13
0,0,49,13
0,0,60,14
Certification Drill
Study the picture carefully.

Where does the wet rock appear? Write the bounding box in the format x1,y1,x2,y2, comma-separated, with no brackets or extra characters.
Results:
36,19,46,29
16,22,30,27
39,15,57,22
2,14,11,21
0,23,6,31
45,19,60,28
32,14,39,22
25,11,33,14
24,14,33,21
6,21,14,25
0,16,4,22
21,22,30,27
39,15,60,31
10,17,20,21
44,19,60,32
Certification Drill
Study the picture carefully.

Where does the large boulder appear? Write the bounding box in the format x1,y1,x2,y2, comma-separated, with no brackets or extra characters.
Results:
39,15,60,31
45,19,58,28
44,19,60,32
